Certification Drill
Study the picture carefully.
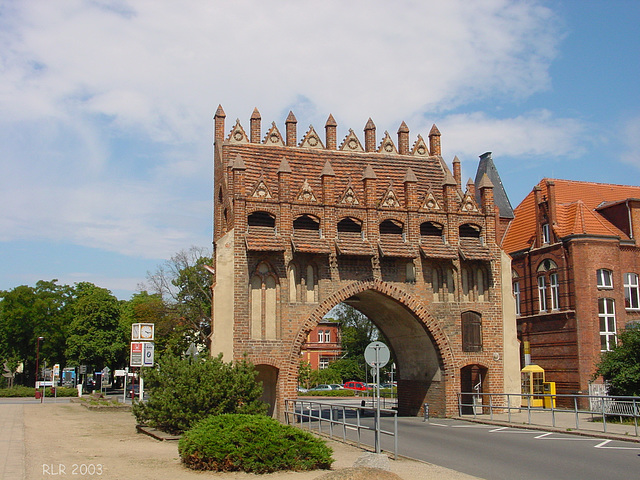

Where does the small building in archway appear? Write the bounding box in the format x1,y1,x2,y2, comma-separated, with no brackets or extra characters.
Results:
211,106,520,417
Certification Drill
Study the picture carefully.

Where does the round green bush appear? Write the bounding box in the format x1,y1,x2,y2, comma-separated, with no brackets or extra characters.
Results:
178,414,333,473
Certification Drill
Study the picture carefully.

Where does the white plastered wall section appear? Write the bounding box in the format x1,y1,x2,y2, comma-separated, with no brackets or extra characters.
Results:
211,229,235,361
501,250,521,405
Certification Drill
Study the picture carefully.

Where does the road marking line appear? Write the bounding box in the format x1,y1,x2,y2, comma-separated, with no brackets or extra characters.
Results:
535,432,552,439
429,423,448,427
593,440,640,450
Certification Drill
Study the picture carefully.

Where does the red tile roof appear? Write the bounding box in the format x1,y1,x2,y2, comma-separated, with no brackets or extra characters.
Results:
503,179,640,253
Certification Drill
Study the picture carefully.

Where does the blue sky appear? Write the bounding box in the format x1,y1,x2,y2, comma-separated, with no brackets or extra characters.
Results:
1,0,639,299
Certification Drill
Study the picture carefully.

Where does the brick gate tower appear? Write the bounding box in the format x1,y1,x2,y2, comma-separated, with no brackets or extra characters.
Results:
212,106,520,418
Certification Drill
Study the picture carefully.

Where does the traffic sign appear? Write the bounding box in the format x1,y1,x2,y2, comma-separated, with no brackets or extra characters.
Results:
364,341,390,368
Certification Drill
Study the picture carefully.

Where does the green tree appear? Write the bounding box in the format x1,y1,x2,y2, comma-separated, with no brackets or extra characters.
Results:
133,353,267,434
594,324,640,397
144,247,213,351
0,280,73,385
65,282,127,371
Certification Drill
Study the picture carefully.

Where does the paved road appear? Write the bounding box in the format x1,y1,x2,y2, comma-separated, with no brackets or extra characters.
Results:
296,399,640,480
394,417,640,480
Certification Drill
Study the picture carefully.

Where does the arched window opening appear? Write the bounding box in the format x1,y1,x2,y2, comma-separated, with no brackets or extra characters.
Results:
337,217,362,233
459,223,481,239
248,211,276,229
379,219,404,236
420,221,443,237
293,214,320,232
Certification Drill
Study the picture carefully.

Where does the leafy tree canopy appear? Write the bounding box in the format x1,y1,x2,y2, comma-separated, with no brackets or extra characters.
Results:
65,282,126,370
594,324,640,397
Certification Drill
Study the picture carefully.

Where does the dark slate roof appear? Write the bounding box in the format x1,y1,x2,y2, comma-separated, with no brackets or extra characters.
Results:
474,152,514,219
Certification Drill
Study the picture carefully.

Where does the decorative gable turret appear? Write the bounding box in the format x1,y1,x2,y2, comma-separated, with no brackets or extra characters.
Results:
340,129,364,152
378,131,398,155
299,125,324,149
380,182,401,208
228,119,249,144
339,178,360,205
263,122,285,146
297,179,317,202
251,173,273,199
411,134,430,156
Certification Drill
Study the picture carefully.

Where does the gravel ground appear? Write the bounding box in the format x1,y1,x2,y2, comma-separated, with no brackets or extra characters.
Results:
24,402,480,480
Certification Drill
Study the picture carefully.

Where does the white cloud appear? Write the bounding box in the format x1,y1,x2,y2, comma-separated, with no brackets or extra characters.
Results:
0,0,567,259
620,116,640,168
432,110,589,161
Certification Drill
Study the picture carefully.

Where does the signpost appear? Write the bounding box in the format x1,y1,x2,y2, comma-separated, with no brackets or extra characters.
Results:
364,341,390,454
130,324,155,401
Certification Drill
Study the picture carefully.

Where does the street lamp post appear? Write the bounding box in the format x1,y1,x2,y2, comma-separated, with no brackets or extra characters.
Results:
35,336,44,396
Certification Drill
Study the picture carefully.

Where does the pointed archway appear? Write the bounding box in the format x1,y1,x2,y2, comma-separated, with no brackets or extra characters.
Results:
286,279,456,416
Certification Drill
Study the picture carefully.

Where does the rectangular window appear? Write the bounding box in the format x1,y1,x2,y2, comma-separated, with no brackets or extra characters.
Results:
324,330,331,343
542,223,550,244
513,281,521,316
319,357,330,369
537,276,547,312
597,269,613,289
598,298,617,351
317,330,325,343
550,273,559,310
624,273,640,310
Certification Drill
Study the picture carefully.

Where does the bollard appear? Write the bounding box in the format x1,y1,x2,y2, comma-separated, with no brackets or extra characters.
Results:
423,403,429,422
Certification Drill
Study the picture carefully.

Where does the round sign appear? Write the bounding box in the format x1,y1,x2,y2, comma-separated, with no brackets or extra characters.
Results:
364,341,390,368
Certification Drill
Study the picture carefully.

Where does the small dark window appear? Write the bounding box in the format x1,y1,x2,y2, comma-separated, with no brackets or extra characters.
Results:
379,219,403,235
293,214,320,231
462,311,482,352
248,211,275,228
337,217,362,233
420,221,443,237
459,224,481,238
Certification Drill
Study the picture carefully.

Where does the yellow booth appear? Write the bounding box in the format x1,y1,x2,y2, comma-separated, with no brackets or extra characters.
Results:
521,364,556,408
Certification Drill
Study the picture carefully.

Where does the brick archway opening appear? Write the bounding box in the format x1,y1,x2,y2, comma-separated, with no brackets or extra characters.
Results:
342,290,445,416
288,284,450,417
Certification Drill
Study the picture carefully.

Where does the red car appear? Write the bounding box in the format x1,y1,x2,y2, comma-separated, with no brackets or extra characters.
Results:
343,381,367,391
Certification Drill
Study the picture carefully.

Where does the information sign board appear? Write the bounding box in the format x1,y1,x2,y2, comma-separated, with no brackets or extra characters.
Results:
143,342,154,367
130,342,143,367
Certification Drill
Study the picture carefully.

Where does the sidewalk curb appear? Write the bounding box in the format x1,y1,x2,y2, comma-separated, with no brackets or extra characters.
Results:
454,416,640,443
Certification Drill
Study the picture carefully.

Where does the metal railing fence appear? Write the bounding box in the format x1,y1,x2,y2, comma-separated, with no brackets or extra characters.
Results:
456,392,639,436
284,399,398,459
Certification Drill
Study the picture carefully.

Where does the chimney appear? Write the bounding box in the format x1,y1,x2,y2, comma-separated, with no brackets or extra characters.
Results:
546,180,557,225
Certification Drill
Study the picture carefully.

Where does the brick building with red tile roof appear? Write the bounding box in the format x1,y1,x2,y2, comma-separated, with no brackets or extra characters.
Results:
504,179,640,400
211,106,520,418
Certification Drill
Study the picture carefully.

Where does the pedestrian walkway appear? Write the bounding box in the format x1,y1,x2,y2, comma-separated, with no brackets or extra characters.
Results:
459,408,640,442
0,404,25,480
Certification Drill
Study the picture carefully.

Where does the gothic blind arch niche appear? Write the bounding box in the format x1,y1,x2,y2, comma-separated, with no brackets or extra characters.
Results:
250,261,278,340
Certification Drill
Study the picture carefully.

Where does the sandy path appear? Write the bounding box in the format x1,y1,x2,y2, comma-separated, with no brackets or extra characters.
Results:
23,402,479,480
